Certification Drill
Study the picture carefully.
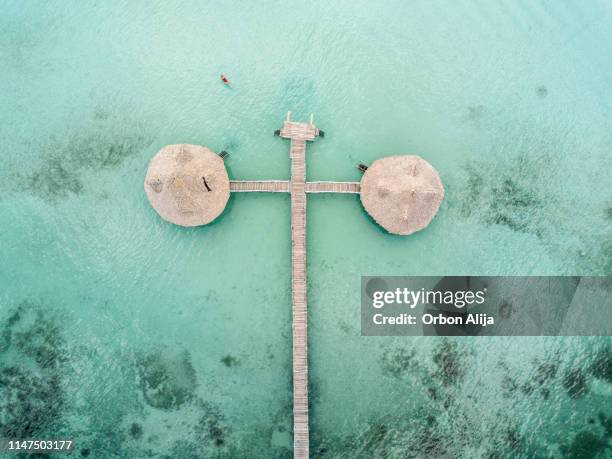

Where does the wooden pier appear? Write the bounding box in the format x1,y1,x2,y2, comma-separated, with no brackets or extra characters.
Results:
229,180,290,192
231,113,357,458
146,114,444,459
230,180,360,194
305,181,360,194
282,115,315,459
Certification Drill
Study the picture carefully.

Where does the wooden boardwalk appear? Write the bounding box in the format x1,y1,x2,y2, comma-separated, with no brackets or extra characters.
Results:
230,181,360,194
305,181,360,194
229,114,358,458
280,116,316,459
229,180,290,192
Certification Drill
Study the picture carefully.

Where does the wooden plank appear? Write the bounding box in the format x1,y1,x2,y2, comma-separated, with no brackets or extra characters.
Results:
290,137,309,459
229,180,290,192
233,120,361,457
277,118,328,458
280,120,318,141
230,180,360,194
305,181,361,194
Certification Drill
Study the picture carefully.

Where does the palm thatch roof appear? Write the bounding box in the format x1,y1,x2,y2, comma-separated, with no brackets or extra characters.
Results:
360,155,444,235
144,144,229,227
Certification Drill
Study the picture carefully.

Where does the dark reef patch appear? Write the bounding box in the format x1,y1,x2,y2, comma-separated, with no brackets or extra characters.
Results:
136,349,197,410
12,310,66,370
27,158,84,200
93,345,237,457
563,368,589,399
194,400,229,447
21,115,152,202
502,425,523,451
413,425,449,457
599,412,612,438
481,176,541,233
354,421,393,457
0,303,67,439
454,154,549,237
0,303,240,457
314,343,609,458
220,354,240,368
482,176,540,233
589,348,611,383
452,150,611,272
166,400,232,457
0,366,63,439
536,85,548,98
534,360,558,386
380,346,415,379
501,374,519,396
129,422,143,440
500,357,562,401
432,340,464,386
561,431,609,459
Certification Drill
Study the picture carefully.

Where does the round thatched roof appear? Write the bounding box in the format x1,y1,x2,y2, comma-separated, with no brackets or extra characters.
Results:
360,155,444,235
145,144,229,227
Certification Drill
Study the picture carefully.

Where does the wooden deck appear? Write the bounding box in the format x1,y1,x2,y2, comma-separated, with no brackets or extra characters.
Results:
281,117,316,459
230,181,360,194
229,180,290,192
228,114,360,458
305,181,360,193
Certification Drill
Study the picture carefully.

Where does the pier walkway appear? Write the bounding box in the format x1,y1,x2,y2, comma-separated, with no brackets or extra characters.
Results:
229,180,290,192
229,113,359,459
305,181,360,193
281,115,315,459
230,180,360,194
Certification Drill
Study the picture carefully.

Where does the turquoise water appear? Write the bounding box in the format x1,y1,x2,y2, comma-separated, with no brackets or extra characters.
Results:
1,0,611,457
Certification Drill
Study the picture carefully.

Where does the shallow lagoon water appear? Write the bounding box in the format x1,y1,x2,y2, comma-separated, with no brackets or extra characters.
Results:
1,0,611,457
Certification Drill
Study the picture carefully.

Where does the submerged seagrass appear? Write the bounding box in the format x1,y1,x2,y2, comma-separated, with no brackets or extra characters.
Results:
145,144,230,227
360,155,444,235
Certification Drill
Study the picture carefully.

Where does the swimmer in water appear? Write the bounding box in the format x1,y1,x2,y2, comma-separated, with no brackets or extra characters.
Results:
220,74,230,86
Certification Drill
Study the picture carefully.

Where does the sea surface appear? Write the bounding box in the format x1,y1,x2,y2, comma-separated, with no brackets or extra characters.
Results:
1,1,611,457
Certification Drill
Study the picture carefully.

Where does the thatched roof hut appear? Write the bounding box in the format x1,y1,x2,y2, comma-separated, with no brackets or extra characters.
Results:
145,144,230,227
360,155,444,235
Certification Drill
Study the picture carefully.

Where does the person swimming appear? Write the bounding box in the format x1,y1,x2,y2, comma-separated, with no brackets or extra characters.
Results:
220,74,230,85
